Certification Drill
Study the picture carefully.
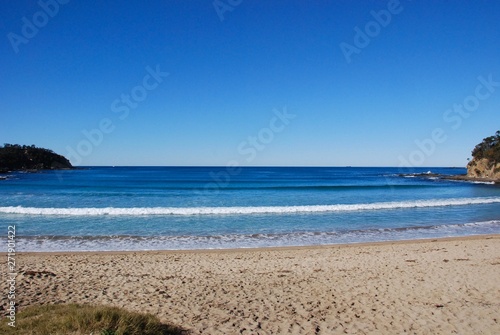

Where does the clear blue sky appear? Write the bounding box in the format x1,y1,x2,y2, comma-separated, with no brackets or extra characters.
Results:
1,0,499,167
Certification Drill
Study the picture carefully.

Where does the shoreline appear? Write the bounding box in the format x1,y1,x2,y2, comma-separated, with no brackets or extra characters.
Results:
442,174,500,184
5,234,500,333
13,233,500,256
399,172,500,184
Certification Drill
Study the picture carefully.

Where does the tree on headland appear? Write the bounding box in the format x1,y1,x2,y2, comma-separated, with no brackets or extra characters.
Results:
470,130,500,164
0,144,73,172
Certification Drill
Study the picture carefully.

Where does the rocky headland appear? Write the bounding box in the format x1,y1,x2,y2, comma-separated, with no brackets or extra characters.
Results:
399,131,500,184
465,131,500,182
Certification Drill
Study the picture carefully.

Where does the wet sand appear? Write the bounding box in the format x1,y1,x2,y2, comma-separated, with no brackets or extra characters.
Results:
3,235,500,334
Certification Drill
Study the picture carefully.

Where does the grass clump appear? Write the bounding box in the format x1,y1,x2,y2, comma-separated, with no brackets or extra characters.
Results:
0,304,187,335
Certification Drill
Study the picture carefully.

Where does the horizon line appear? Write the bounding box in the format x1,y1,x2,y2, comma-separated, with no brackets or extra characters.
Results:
70,165,467,168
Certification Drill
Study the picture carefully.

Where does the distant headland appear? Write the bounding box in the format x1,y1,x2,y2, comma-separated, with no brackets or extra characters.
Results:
0,144,73,174
400,131,500,184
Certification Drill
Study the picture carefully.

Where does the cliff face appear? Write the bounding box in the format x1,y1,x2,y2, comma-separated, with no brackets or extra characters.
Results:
467,158,500,180
466,131,500,181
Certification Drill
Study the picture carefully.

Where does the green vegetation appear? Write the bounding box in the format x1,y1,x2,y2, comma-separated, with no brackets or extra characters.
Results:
0,304,187,335
471,130,500,165
0,144,72,173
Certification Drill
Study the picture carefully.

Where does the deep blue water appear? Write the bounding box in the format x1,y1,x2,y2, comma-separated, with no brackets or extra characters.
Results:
1,166,499,251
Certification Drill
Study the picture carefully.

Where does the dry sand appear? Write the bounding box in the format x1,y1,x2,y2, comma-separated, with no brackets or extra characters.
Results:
3,235,500,334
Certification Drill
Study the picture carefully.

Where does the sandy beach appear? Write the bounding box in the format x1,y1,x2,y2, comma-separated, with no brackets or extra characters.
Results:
3,235,500,334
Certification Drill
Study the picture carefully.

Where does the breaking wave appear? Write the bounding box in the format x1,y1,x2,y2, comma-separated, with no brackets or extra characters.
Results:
1,197,500,216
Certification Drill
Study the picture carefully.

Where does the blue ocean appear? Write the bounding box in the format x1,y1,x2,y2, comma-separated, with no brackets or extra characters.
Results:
1,167,499,252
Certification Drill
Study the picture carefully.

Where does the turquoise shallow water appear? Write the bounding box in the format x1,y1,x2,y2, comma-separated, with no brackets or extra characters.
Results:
0,166,499,251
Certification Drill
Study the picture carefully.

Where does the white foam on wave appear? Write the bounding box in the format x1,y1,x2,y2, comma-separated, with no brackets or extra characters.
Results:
14,220,500,252
1,197,500,216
